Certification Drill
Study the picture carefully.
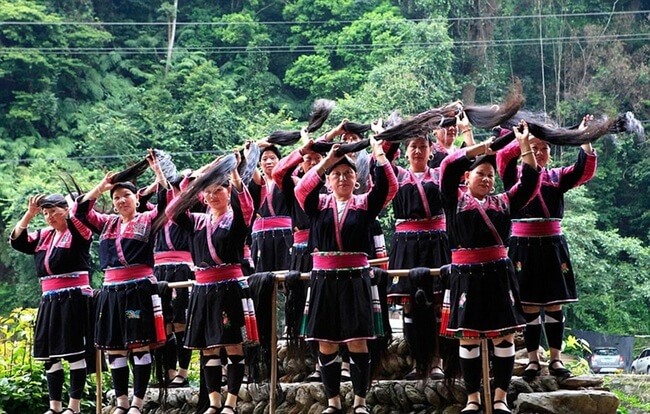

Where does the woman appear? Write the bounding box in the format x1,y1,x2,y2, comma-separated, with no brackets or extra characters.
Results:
150,177,195,387
167,153,254,414
74,158,168,414
496,115,597,381
439,121,539,414
272,133,323,273
248,144,293,272
387,131,451,380
10,193,93,414
295,133,398,414
429,123,474,168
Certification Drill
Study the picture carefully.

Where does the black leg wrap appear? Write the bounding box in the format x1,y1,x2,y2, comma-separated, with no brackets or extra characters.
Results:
163,333,178,372
68,367,86,400
523,311,542,353
66,354,87,400
318,351,341,399
226,354,245,395
175,330,192,370
492,355,515,392
131,351,152,399
45,359,64,402
108,360,129,399
544,309,565,350
459,345,481,394
349,351,370,398
201,354,223,394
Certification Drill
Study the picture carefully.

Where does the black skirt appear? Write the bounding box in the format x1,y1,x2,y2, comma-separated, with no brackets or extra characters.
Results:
290,243,313,273
302,267,376,343
154,263,195,324
34,288,94,360
508,234,577,306
443,258,525,338
388,229,450,299
251,228,293,272
94,278,158,350
184,280,247,349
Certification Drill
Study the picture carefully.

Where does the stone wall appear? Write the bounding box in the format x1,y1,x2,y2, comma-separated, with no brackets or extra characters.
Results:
101,338,637,414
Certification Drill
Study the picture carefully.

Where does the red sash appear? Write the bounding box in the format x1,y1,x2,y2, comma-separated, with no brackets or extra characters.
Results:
312,252,369,270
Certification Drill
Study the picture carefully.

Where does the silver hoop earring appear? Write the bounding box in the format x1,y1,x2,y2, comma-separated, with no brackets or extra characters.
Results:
113,207,119,213
354,182,361,190
489,187,495,194
429,154,434,160
135,201,140,208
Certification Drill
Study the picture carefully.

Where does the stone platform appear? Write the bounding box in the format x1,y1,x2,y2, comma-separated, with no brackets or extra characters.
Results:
103,374,620,414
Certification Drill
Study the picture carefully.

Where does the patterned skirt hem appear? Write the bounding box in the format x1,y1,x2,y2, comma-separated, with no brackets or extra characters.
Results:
33,350,86,360
521,299,578,306
304,336,376,343
441,324,524,339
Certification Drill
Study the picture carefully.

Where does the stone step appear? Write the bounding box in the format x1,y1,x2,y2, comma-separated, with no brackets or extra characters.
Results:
103,375,620,414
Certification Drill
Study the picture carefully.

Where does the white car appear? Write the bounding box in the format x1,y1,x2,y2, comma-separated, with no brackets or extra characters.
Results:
630,348,650,374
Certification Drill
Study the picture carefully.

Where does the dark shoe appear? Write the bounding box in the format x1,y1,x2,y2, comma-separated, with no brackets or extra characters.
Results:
548,359,571,379
340,367,351,382
168,374,189,388
460,401,483,414
521,360,542,382
61,409,80,414
127,406,142,414
203,406,220,414
429,366,445,380
306,370,322,382
403,368,419,380
353,405,370,414
493,399,511,414
321,406,343,414
113,407,128,414
44,410,61,414
220,405,237,414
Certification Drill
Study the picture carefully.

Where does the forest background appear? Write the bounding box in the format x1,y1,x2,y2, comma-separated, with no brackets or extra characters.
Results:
0,0,648,339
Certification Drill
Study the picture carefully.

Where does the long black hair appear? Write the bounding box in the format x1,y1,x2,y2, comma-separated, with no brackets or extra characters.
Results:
375,79,525,142
157,154,238,232
267,99,336,145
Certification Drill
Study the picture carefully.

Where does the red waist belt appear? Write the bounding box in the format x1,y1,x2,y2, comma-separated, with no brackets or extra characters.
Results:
511,220,562,237
104,265,154,283
154,250,193,265
293,229,310,244
195,264,243,283
312,252,369,270
395,217,446,232
452,246,508,265
41,272,90,294
252,216,292,233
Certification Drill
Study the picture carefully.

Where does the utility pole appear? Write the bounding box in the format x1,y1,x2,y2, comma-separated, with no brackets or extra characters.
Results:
165,0,179,75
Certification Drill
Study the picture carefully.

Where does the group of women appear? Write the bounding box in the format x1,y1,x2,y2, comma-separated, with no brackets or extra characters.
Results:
11,107,598,414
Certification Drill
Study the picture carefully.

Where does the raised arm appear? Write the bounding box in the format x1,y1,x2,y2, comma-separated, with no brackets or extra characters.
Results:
505,121,541,211
296,144,345,215
10,194,42,241
365,135,397,217
496,139,522,190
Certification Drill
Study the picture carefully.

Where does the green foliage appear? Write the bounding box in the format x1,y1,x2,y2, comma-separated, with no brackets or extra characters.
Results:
561,335,592,376
611,390,650,414
0,308,46,413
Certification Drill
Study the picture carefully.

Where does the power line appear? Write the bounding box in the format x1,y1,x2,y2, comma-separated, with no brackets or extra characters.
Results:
0,149,227,165
0,10,647,26
1,32,648,56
